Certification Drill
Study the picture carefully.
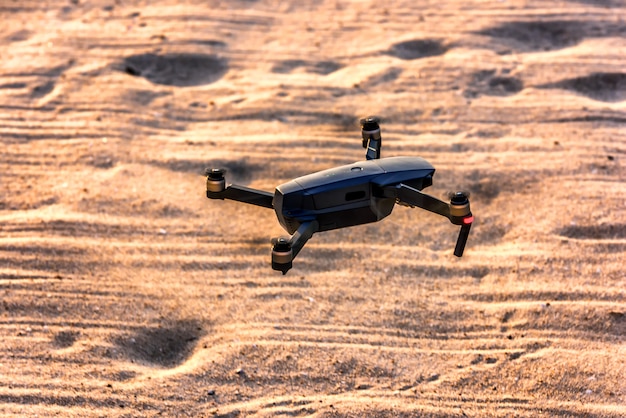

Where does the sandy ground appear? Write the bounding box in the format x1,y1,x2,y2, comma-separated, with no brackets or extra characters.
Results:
1,0,625,416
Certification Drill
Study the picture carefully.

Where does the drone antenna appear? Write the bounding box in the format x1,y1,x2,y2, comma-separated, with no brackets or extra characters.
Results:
360,116,381,160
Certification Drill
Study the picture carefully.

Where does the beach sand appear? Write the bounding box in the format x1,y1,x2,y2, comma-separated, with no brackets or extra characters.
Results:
1,0,624,416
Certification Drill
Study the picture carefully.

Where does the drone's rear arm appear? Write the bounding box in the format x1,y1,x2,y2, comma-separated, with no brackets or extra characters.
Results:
209,184,274,208
361,117,382,160
206,169,274,209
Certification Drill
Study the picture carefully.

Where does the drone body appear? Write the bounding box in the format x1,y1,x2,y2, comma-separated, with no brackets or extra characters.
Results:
273,156,434,235
206,117,473,274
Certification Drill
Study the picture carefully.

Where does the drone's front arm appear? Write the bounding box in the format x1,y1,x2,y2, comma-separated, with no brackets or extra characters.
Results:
384,184,473,257
206,168,274,209
271,220,319,274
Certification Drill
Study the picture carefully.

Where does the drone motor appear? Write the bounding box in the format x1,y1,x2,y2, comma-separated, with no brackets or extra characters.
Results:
206,168,226,193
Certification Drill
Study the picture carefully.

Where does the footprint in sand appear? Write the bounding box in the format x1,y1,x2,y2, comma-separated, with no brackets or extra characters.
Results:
464,69,524,98
114,319,205,367
387,39,448,60
121,53,228,87
545,72,626,102
271,59,342,75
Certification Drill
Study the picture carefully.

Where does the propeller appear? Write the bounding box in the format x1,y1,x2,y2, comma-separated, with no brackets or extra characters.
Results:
205,167,226,177
447,190,470,201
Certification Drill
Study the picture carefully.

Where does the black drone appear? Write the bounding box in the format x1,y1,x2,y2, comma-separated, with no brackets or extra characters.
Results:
206,117,473,274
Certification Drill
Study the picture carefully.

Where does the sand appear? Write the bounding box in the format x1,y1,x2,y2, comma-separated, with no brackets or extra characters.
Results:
1,0,625,416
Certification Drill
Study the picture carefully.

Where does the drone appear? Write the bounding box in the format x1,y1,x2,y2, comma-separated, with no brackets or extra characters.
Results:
206,117,473,274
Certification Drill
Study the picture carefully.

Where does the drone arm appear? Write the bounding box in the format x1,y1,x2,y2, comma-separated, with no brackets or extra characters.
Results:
206,169,274,209
385,183,473,257
210,185,274,209
390,183,451,219
271,220,319,274
289,220,318,260
454,222,472,258
360,117,382,160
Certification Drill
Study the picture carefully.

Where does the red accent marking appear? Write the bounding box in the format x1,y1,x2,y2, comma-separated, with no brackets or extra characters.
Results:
463,216,474,224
